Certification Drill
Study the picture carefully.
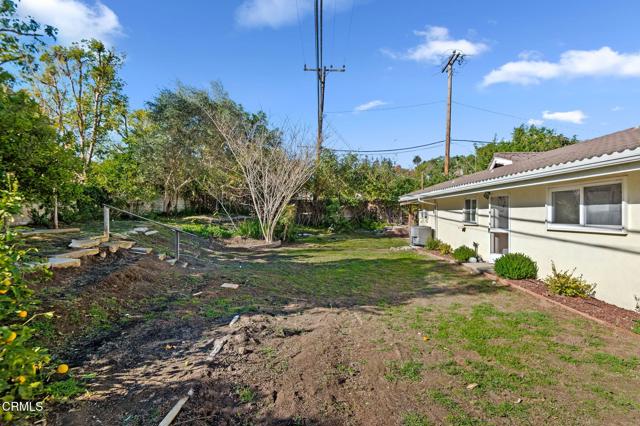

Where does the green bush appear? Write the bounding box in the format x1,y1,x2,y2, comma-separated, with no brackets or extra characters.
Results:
235,219,263,239
181,223,233,239
494,253,538,279
438,242,452,255
453,245,476,262
544,262,596,297
425,238,441,250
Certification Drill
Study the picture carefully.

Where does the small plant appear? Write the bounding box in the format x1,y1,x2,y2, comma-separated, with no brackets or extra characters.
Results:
632,320,640,335
384,360,424,382
494,253,538,279
402,412,431,426
425,238,441,251
453,245,476,263
236,386,256,403
544,262,596,298
181,223,233,239
438,242,452,256
235,219,263,240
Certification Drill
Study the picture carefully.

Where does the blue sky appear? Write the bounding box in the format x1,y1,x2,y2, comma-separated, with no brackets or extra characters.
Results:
18,0,640,166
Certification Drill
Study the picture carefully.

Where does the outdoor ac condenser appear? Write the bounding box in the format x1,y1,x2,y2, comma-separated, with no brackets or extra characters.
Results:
410,226,433,246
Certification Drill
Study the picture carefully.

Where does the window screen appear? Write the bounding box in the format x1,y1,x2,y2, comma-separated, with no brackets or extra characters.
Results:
464,199,477,223
552,190,580,224
585,183,622,226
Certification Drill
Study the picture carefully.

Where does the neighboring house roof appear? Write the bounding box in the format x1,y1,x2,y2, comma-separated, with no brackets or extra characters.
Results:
401,126,640,201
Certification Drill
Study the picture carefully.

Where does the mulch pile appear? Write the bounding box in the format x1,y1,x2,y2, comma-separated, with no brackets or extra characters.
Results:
507,278,640,333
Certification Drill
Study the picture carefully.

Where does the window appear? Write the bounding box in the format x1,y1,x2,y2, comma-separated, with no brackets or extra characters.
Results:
549,182,624,230
552,190,580,224
463,199,477,223
418,210,429,224
585,184,622,226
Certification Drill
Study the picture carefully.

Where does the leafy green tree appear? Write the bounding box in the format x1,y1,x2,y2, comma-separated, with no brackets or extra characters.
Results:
0,73,79,227
0,0,56,72
30,39,127,179
473,125,576,171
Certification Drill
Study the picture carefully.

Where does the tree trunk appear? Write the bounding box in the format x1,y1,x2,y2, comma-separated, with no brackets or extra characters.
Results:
53,193,59,229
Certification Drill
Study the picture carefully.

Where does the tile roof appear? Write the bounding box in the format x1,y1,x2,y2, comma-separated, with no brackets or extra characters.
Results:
404,126,640,197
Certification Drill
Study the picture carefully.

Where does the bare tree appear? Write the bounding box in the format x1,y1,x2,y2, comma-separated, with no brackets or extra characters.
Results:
202,112,315,243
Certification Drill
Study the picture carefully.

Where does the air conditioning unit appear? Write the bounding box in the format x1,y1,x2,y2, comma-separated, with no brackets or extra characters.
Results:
410,226,433,246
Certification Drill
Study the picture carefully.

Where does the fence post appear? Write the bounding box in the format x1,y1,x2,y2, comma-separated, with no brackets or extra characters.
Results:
174,229,181,261
103,206,110,240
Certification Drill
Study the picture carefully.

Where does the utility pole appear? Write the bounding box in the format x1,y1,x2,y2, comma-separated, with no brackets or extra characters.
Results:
305,0,345,164
441,50,464,175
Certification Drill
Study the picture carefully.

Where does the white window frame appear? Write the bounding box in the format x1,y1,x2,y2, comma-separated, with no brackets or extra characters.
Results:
418,209,429,225
463,198,478,224
546,178,627,234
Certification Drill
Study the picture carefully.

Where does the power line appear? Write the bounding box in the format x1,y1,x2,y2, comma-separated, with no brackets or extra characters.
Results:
452,101,528,121
326,100,443,114
328,138,493,154
294,0,307,64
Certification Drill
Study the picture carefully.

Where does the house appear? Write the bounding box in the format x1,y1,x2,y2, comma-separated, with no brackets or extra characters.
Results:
400,127,640,311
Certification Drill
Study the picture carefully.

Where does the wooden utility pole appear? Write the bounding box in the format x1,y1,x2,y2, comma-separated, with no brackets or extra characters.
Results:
441,50,463,175
305,0,345,164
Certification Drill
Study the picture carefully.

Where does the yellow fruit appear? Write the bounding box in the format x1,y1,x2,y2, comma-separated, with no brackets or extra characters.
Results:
0,289,7,295
57,364,69,374
5,331,16,344
18,310,27,318
16,375,26,384
2,278,10,286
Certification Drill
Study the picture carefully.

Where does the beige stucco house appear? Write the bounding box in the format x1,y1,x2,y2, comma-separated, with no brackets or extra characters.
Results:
400,127,640,311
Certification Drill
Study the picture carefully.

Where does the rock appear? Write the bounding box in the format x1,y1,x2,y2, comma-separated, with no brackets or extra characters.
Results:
221,283,240,289
132,227,149,234
130,247,152,254
234,333,248,343
166,258,177,266
469,257,478,263
237,346,250,355
45,257,81,269
466,383,478,390
57,248,99,259
157,253,167,261
181,262,188,268
99,251,107,258
69,238,101,249
144,230,159,236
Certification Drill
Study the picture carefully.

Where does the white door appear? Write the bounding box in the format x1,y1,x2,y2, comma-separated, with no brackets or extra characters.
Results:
489,196,509,262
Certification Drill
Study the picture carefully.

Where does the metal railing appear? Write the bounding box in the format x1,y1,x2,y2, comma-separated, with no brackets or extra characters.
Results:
103,205,223,263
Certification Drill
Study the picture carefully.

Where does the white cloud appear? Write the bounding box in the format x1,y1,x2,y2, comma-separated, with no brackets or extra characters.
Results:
18,0,122,44
482,47,640,87
542,110,586,124
382,26,488,63
354,100,387,112
236,0,351,29
527,118,544,126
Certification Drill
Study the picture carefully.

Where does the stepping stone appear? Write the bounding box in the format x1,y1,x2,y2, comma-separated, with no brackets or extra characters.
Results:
144,230,159,236
116,240,135,249
166,258,177,266
221,283,240,289
131,247,152,254
58,248,99,259
100,242,121,253
157,253,167,261
132,227,149,234
69,239,101,249
46,257,81,269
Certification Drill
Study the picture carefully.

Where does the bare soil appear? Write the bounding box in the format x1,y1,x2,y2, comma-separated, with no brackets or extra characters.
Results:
30,237,640,426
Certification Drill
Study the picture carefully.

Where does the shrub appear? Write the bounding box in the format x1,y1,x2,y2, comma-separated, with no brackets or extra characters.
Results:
425,238,441,251
181,224,233,239
0,179,56,413
438,242,452,255
494,253,538,279
544,262,596,297
453,245,476,263
235,219,263,239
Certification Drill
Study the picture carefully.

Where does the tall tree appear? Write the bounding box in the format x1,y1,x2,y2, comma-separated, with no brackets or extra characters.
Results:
0,0,56,72
0,73,79,227
30,39,127,179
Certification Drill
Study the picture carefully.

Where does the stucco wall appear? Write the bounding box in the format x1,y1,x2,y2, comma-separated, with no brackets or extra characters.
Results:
427,170,640,311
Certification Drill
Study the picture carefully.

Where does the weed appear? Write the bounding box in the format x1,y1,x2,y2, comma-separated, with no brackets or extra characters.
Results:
47,378,85,399
236,386,256,403
590,352,639,373
385,360,424,382
632,320,640,335
402,412,432,426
